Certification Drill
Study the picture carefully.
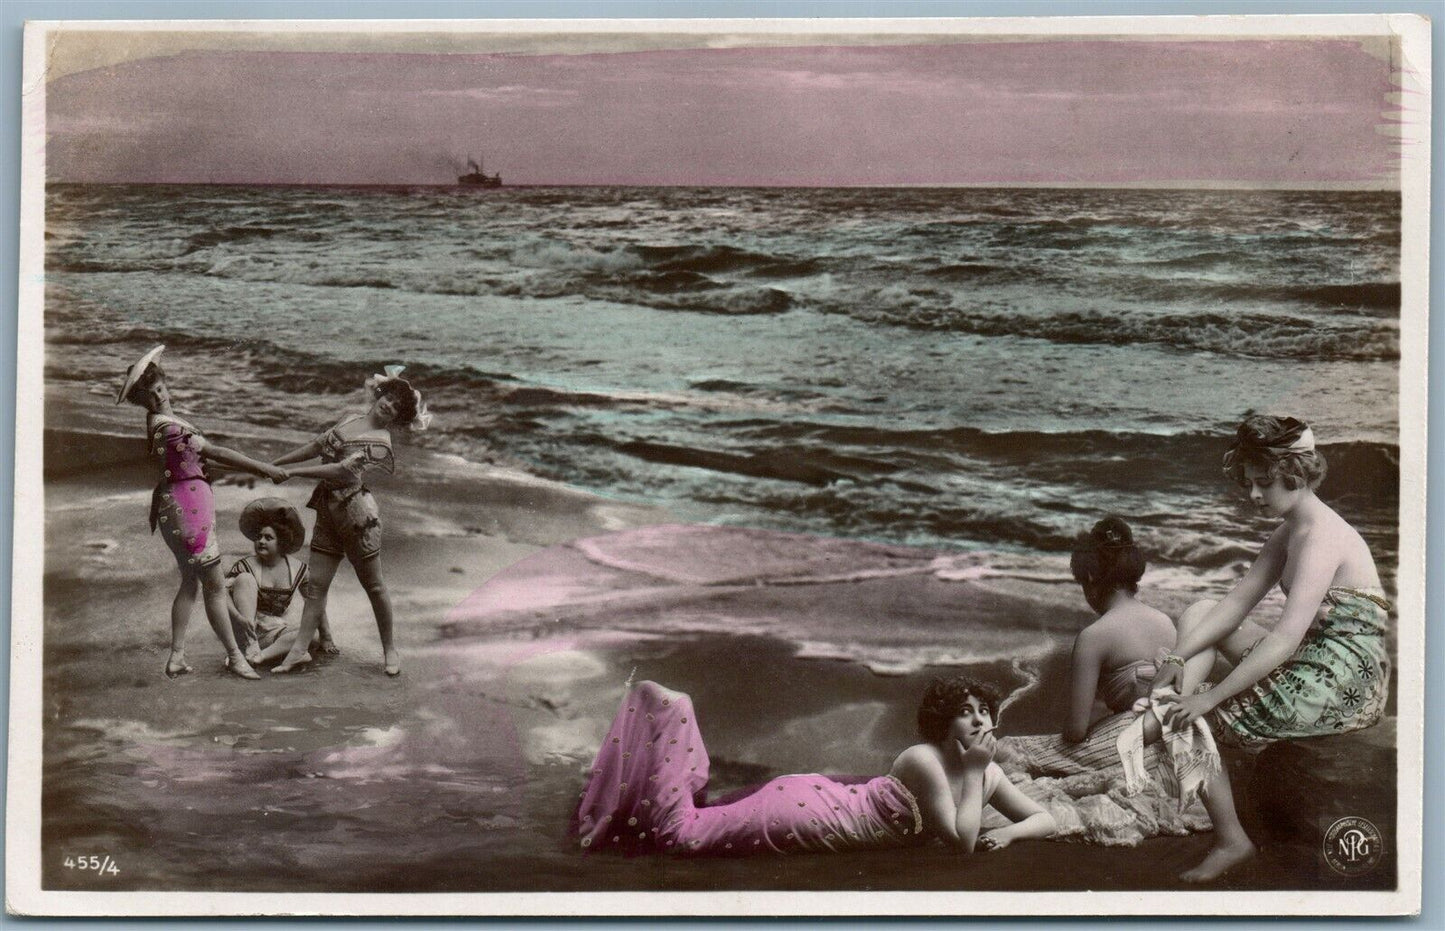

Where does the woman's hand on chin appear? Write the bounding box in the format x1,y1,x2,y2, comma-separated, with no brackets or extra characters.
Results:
957,731,997,771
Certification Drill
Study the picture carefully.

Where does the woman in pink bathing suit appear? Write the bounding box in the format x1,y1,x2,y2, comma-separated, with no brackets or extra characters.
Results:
117,346,287,680
573,676,1056,857
267,365,430,677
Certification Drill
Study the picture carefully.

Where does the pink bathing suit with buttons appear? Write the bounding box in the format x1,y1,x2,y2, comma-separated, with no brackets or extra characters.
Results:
573,681,923,856
149,416,219,567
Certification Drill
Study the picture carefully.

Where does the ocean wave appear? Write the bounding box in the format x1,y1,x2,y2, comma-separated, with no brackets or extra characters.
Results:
923,262,1024,282
809,292,1399,361
180,225,283,255
728,421,1399,497
630,243,820,276
615,440,898,488
1131,278,1401,313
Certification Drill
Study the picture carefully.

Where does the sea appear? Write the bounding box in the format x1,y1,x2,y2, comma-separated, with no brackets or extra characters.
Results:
44,183,1402,599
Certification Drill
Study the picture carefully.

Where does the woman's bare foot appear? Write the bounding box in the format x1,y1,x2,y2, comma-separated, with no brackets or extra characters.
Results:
384,647,401,677
272,651,313,674
224,653,261,681
319,637,341,656
1179,839,1257,883
164,651,193,679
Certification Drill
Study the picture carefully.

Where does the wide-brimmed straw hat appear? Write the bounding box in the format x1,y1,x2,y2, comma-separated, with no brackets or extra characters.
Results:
115,344,166,405
238,497,306,555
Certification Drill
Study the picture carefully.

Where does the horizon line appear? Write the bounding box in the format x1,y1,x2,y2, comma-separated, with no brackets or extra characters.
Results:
46,179,1403,193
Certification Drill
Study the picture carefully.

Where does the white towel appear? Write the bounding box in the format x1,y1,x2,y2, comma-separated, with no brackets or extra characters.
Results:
1116,688,1222,808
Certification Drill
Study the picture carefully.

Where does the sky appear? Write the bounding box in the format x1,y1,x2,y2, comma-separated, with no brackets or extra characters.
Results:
43,33,1411,187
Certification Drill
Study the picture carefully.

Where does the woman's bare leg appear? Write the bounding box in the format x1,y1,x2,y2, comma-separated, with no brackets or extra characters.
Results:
227,573,263,664
354,555,399,676
317,610,340,654
1140,711,1256,882
275,551,341,673
1176,600,1271,695
199,562,259,679
166,568,199,677
256,631,298,664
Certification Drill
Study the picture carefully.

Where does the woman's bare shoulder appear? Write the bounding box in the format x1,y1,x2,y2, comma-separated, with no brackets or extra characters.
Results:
890,742,943,778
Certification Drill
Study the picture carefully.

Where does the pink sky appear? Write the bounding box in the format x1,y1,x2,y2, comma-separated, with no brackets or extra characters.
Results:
47,39,1403,187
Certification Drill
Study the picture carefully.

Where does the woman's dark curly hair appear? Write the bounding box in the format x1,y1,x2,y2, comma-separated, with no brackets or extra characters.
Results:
1222,414,1327,491
916,675,1002,743
1070,516,1146,596
375,376,420,427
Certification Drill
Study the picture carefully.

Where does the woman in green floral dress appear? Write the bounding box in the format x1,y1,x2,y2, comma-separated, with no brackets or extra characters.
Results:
1150,413,1390,881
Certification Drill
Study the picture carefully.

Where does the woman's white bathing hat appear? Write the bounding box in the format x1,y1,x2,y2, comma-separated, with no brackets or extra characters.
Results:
116,344,165,405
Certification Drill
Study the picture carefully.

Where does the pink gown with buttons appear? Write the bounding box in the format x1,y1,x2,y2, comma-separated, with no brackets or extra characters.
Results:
573,681,924,856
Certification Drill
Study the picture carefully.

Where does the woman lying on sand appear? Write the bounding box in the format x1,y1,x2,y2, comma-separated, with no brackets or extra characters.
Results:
225,497,337,667
573,676,1056,856
268,366,430,677
998,517,1177,777
117,346,286,680
1148,414,1392,880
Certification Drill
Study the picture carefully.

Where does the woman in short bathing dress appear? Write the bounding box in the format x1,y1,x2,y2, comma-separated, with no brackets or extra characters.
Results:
225,497,336,666
573,676,1056,857
118,346,286,680
1148,414,1391,881
1001,516,1178,778
268,366,430,676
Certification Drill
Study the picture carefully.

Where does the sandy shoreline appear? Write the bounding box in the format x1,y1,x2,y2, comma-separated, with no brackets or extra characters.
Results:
37,403,1398,895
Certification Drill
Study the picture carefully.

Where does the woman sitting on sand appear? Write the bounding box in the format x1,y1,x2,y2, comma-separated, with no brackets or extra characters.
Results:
266,366,430,677
999,517,1177,777
117,346,286,680
1144,414,1392,880
573,676,1057,856
226,497,337,667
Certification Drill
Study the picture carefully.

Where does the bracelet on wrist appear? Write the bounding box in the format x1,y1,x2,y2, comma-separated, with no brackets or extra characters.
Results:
1161,653,1186,669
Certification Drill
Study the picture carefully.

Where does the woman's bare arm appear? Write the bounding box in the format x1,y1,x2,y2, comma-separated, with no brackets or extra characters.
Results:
284,462,359,484
979,775,1057,847
1063,628,1104,743
200,441,284,480
273,438,322,467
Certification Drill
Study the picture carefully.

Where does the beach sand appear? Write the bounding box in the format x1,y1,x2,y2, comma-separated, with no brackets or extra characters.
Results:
37,398,1397,897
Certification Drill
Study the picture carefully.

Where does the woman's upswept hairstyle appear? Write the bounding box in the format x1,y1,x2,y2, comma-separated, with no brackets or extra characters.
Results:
916,675,1002,743
1222,414,1327,491
1070,516,1146,595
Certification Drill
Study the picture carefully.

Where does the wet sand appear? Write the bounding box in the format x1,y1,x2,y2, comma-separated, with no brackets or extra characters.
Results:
38,405,1397,897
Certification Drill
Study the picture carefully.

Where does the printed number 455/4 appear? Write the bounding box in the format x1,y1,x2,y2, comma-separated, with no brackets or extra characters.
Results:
64,855,120,874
